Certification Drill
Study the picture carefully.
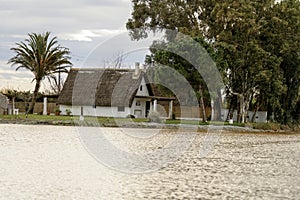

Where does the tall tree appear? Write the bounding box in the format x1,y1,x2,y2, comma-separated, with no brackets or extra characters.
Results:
127,0,203,39
208,0,281,123
146,36,224,121
127,1,227,121
127,0,300,124
262,0,300,124
8,32,72,114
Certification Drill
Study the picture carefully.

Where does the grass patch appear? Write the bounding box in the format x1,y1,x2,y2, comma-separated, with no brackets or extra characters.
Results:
0,114,149,127
165,119,209,125
0,114,73,121
0,114,295,132
252,122,282,131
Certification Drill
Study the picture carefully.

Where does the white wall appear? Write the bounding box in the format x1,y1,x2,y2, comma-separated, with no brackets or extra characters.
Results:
136,77,149,96
59,77,151,118
130,98,149,118
60,105,131,118
247,111,268,123
221,109,238,121
221,109,267,123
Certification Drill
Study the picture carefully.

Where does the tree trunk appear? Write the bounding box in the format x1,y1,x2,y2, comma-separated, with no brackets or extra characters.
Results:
199,85,207,122
226,98,235,121
244,97,249,123
250,94,263,123
251,105,260,123
239,96,245,123
232,93,246,123
28,80,41,114
12,97,15,115
216,90,223,121
240,95,249,124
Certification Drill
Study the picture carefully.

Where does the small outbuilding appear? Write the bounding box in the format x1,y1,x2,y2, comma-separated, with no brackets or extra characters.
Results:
0,93,8,114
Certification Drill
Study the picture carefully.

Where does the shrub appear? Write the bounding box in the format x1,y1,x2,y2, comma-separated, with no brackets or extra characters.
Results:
252,122,281,131
126,114,135,118
148,111,161,123
65,109,72,115
55,108,61,116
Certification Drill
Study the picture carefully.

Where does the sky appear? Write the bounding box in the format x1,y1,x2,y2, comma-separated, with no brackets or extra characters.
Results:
0,0,154,91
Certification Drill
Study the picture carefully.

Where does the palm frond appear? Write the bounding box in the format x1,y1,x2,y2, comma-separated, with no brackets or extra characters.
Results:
8,32,73,82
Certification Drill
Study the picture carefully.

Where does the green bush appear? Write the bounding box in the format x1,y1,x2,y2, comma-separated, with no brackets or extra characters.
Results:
65,109,72,115
126,114,135,118
252,122,281,131
148,111,161,123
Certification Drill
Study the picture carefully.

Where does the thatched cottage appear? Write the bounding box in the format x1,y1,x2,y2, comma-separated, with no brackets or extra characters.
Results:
57,66,175,118
0,93,8,114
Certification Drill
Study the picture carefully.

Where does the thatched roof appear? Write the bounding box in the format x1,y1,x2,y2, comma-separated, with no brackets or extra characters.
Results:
0,93,7,109
57,68,152,107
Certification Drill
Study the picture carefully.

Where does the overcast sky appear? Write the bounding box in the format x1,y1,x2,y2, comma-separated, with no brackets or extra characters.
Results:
0,0,154,91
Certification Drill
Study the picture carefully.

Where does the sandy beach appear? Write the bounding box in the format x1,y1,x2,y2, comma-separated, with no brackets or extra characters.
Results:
0,124,299,199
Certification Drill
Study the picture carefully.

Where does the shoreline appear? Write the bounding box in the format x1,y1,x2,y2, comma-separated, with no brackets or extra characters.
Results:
0,117,298,134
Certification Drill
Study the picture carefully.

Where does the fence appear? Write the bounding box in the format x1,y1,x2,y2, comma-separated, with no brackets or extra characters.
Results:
156,101,211,119
14,102,59,114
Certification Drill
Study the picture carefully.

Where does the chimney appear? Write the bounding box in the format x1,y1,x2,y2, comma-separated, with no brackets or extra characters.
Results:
133,62,140,79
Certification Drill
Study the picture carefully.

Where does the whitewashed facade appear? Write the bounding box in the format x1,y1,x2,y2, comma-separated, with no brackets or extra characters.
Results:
221,109,268,123
59,77,153,118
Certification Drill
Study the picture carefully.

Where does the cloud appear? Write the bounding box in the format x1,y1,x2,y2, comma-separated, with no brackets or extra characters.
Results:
0,0,135,91
0,60,33,78
0,0,131,35
58,29,127,42
0,77,35,91
0,59,58,91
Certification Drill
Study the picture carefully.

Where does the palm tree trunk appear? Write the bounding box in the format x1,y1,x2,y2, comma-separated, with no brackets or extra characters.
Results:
28,80,41,114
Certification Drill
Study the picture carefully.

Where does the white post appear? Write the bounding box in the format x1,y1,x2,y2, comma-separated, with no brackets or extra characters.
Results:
153,99,158,112
168,100,173,119
80,106,84,121
43,97,47,115
150,101,153,112
211,100,214,121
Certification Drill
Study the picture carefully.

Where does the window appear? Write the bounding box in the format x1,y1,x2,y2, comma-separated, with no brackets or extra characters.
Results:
118,106,125,112
136,100,141,106
140,85,143,91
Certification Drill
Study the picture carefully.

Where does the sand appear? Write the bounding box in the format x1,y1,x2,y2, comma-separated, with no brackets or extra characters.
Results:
0,124,299,199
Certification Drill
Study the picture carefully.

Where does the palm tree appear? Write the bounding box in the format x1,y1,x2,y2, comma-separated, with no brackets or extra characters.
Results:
8,32,72,114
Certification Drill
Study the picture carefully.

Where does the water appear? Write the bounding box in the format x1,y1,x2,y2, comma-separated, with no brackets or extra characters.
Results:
0,124,299,199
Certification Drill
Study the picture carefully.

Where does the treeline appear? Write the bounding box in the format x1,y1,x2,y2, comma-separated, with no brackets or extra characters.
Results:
127,0,300,124
1,89,58,112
